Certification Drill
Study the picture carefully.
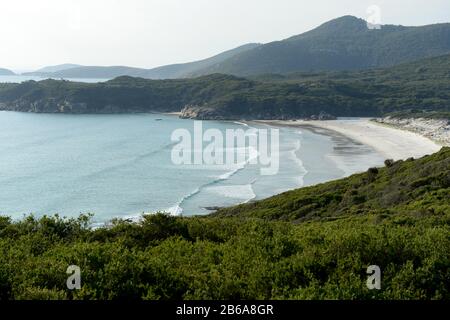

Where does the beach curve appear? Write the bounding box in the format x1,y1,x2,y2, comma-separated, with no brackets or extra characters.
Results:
256,118,442,161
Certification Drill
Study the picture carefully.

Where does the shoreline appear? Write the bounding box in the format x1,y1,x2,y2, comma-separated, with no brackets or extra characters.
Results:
256,118,442,161
373,117,450,147
162,111,182,116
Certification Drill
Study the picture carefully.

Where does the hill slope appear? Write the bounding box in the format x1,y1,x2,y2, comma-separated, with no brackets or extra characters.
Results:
0,68,15,76
214,147,450,221
1,53,449,118
23,64,82,76
24,44,261,79
192,16,450,76
17,16,450,80
143,43,261,79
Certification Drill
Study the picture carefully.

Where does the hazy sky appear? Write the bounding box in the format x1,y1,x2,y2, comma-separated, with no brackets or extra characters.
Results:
1,0,449,71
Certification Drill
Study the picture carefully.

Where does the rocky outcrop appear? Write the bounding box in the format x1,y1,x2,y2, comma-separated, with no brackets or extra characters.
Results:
180,105,248,120
375,116,450,146
0,98,149,114
1,95,339,121
0,98,88,113
179,105,220,120
180,105,338,121
309,111,337,120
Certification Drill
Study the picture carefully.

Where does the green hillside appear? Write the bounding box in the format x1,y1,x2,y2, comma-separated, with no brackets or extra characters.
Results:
381,109,450,120
213,148,450,221
18,16,450,80
143,43,261,79
1,53,450,119
0,148,449,300
192,16,450,76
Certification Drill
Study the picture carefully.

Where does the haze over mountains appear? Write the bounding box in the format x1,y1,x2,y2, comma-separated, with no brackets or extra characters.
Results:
23,43,261,79
0,68,15,76
18,15,450,80
24,64,82,76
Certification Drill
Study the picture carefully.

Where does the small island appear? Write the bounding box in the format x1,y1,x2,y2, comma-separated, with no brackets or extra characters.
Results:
0,68,15,76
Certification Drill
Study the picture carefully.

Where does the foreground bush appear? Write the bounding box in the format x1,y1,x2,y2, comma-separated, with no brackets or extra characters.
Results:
0,211,449,300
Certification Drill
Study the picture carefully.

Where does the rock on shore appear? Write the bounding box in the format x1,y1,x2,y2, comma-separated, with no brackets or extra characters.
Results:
375,116,450,146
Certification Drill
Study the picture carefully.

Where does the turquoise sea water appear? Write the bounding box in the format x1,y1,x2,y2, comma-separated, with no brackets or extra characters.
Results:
0,112,384,224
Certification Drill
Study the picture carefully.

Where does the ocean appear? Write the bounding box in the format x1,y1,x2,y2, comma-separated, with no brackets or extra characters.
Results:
0,112,385,224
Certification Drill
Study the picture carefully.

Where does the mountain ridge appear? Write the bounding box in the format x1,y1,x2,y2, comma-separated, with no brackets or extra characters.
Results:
191,15,450,76
0,68,15,76
23,64,82,76
18,16,450,80
23,43,261,79
1,53,449,119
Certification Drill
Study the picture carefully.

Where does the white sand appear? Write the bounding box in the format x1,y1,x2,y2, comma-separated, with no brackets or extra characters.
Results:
258,119,442,161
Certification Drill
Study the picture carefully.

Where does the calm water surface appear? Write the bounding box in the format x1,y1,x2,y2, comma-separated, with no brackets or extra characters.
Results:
0,112,384,223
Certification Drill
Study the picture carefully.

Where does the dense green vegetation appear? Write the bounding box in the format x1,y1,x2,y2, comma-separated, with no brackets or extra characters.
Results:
384,110,450,120
0,148,449,300
190,16,450,77
1,53,450,119
214,147,450,221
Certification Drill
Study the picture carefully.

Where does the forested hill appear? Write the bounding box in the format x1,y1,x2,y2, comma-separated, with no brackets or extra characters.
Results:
21,16,450,79
190,16,450,76
1,54,450,119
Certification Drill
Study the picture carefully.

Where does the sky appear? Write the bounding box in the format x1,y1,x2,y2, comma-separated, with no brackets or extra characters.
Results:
1,0,449,72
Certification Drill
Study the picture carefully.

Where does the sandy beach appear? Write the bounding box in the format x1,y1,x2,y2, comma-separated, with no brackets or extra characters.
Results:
257,119,442,161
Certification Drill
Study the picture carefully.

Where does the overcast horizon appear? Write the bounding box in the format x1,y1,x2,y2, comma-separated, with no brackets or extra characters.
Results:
1,0,449,72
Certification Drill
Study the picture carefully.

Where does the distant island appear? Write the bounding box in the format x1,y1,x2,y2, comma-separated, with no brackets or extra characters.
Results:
21,43,261,80
22,63,82,77
0,68,15,76
1,53,450,120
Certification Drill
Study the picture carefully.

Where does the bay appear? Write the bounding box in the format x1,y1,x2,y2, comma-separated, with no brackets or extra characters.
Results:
0,112,384,223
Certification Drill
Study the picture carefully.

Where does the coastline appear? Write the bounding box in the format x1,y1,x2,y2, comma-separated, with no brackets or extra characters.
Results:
162,111,182,116
255,118,442,161
374,117,450,147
